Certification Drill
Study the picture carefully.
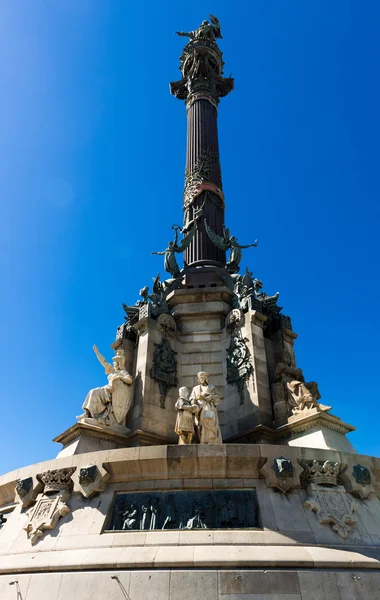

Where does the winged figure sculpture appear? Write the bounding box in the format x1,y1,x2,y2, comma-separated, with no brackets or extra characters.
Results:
152,226,196,278
204,220,258,274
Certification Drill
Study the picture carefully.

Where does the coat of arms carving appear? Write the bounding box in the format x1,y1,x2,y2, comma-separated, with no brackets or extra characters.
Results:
304,483,358,539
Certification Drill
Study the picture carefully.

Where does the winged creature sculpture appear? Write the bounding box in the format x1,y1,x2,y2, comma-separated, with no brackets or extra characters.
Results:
204,220,258,274
152,226,196,278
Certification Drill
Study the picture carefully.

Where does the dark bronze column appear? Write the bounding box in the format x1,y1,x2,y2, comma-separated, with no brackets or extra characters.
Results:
170,17,233,268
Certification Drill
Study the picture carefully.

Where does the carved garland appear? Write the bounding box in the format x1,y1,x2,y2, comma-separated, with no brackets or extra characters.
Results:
225,309,254,404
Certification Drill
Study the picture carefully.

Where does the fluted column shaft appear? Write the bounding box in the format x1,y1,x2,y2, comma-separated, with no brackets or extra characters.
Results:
184,100,225,267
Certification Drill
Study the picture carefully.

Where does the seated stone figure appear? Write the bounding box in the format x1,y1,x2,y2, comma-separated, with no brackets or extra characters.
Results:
190,372,222,444
78,345,133,427
174,386,199,445
275,350,321,415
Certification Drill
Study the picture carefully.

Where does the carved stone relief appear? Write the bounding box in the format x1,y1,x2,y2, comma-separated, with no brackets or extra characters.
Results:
273,350,329,418
157,313,176,336
15,476,43,509
24,468,75,545
260,455,304,494
340,462,375,500
108,490,258,531
303,460,340,486
150,334,178,409
225,309,253,404
304,483,358,539
24,491,72,546
302,460,359,539
72,464,110,499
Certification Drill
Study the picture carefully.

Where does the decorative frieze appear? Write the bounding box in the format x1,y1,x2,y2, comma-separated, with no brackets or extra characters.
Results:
108,489,258,531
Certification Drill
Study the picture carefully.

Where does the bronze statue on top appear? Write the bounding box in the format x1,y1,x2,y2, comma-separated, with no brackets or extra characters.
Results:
176,15,222,42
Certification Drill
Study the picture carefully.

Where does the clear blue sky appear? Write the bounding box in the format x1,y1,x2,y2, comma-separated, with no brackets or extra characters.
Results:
1,1,379,474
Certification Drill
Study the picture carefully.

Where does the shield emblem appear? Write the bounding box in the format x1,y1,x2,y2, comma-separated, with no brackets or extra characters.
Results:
111,378,134,424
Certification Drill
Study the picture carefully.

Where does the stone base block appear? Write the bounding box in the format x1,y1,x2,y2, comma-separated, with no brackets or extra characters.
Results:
53,422,131,457
276,411,356,452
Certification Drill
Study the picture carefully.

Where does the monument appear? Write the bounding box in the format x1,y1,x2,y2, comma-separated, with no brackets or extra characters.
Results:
0,16,379,599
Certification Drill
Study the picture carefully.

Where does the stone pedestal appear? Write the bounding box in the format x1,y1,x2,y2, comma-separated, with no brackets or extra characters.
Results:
276,409,356,452
53,422,130,457
1,444,380,600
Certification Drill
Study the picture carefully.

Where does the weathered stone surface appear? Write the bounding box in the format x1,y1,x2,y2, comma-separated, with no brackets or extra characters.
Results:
218,570,301,595
298,571,341,600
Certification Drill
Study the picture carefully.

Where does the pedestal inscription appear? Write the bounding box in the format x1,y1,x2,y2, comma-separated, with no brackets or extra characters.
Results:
107,490,258,531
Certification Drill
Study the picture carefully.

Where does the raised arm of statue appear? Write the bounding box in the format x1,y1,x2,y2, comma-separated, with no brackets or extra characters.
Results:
176,30,194,39
239,240,259,249
93,345,113,374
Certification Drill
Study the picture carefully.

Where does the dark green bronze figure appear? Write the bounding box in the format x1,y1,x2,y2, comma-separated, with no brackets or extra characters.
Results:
152,227,196,278
176,15,222,42
204,220,258,274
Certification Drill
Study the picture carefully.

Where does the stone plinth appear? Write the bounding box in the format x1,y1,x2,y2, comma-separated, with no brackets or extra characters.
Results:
276,409,356,452
0,444,380,599
53,422,131,457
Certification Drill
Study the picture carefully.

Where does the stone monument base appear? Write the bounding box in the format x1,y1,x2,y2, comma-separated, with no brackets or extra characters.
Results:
53,422,131,457
276,409,356,452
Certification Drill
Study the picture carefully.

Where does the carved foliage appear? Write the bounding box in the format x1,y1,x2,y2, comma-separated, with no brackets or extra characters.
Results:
184,150,221,208
225,309,253,404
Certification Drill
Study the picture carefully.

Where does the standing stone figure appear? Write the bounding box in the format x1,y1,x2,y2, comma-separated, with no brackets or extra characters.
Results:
79,345,133,426
174,386,199,445
190,372,222,444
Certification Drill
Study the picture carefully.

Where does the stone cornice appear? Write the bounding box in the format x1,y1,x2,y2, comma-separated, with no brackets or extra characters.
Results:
0,544,378,574
1,443,378,508
53,423,131,448
276,412,356,437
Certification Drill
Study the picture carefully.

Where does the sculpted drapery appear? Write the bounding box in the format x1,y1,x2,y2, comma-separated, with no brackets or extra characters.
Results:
80,345,133,426
190,372,222,444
